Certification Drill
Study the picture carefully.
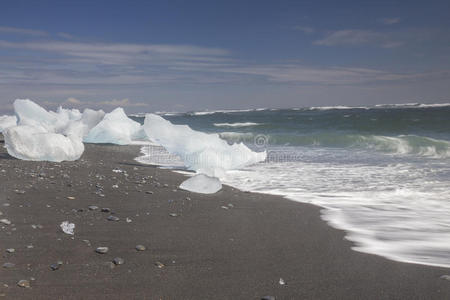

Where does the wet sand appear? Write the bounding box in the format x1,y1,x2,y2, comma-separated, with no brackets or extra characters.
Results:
1,138,450,299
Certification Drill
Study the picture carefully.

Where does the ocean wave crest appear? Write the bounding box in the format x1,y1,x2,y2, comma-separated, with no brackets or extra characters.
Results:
219,132,450,158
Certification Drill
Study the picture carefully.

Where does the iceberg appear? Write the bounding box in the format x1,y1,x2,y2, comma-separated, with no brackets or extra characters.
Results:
3,125,84,162
3,99,101,162
0,115,17,132
84,108,142,145
143,114,267,177
143,114,266,193
179,174,222,194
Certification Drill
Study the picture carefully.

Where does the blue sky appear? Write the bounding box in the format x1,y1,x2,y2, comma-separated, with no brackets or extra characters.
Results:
1,0,449,113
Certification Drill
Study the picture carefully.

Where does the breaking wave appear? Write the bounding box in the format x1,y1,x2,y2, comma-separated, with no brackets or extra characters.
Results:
219,132,450,158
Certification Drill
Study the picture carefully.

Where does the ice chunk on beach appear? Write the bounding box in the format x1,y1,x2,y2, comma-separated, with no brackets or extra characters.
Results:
143,114,266,177
14,99,56,131
13,99,104,138
3,125,84,162
0,115,17,132
84,107,142,145
60,221,75,235
64,108,105,138
179,174,222,194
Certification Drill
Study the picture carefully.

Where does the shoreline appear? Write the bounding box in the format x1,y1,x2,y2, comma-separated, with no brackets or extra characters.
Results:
1,138,450,299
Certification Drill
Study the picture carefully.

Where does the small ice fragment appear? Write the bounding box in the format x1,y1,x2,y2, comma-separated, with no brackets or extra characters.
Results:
60,221,75,235
179,174,222,194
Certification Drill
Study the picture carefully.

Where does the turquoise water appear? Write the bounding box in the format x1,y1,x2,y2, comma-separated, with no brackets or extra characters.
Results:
134,104,450,268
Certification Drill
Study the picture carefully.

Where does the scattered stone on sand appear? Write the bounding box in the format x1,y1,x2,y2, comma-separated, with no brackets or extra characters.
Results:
169,213,178,217
441,275,450,281
221,206,229,210
67,196,75,200
145,191,153,194
261,296,276,300
126,218,132,223
50,263,60,271
2,262,15,269
82,239,91,246
154,261,165,269
6,248,15,253
17,280,30,288
95,247,109,254
107,215,120,222
27,245,34,249
279,278,286,285
136,245,146,251
14,189,25,194
0,219,11,225
101,208,111,213
113,257,124,265
88,205,99,211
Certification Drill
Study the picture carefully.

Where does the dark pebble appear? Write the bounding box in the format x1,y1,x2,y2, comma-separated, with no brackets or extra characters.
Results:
136,245,146,251
2,262,15,269
113,257,124,265
95,247,109,254
17,280,30,288
50,263,60,271
261,297,276,300
101,208,111,213
107,215,120,222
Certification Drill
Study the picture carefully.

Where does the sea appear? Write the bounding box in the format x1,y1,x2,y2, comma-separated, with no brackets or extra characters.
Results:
131,103,450,268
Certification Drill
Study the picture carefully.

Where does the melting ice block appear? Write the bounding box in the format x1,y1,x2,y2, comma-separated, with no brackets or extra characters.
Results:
0,115,17,132
143,114,266,177
84,108,142,145
179,174,222,194
3,125,84,162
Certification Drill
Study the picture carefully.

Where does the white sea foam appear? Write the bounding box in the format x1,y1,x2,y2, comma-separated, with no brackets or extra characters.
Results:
213,122,263,128
221,146,450,268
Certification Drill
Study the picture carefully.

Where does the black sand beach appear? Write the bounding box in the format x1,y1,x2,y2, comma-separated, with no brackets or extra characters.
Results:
1,137,450,299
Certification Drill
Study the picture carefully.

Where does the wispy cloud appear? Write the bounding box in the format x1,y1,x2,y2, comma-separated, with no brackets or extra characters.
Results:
293,26,315,34
379,17,401,25
0,26,48,37
220,64,450,85
57,32,75,39
313,29,403,48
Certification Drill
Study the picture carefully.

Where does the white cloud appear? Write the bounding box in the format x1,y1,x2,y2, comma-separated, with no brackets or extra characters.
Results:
379,17,401,25
0,26,47,37
220,64,450,85
293,26,315,34
313,29,403,48
99,98,147,107
66,97,81,104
